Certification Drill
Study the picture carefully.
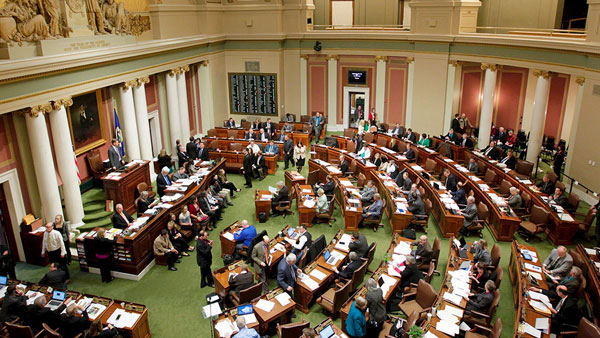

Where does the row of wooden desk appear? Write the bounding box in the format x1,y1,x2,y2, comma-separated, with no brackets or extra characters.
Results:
213,127,312,146
1,279,149,337
371,170,414,233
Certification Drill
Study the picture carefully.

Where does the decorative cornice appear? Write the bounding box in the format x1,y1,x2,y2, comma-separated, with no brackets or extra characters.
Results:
325,55,338,61
169,65,190,76
52,98,73,110
181,65,190,73
480,63,500,71
405,56,414,64
136,77,150,87
449,60,460,67
200,60,209,67
300,54,309,60
122,79,139,90
576,76,585,85
375,56,388,63
533,69,553,79
16,103,53,118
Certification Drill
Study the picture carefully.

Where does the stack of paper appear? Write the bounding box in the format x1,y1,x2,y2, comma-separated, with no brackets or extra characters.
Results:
524,263,541,272
435,320,460,336
523,322,542,338
334,234,352,251
535,318,549,334
394,241,412,255
222,232,235,241
275,292,292,306
215,319,237,338
528,299,550,314
87,303,107,320
107,309,140,328
300,274,319,290
310,269,327,281
379,273,397,296
444,304,464,319
255,299,275,312
442,292,462,306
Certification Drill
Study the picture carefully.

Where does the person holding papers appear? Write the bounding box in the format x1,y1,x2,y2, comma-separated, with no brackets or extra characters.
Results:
265,140,279,156
333,251,362,280
59,303,90,337
196,230,214,288
465,280,496,314
251,235,270,293
228,264,254,298
365,278,387,337
111,203,133,229
107,139,125,170
315,189,329,215
271,181,290,217
157,167,172,197
360,180,376,204
469,262,490,292
349,231,369,258
530,266,582,300
549,186,568,208
550,285,582,334
233,220,257,259
543,246,573,281
154,229,179,271
411,235,432,265
94,228,116,283
277,253,301,297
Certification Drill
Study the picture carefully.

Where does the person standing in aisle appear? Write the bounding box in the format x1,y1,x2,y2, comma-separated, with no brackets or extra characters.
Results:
196,230,214,288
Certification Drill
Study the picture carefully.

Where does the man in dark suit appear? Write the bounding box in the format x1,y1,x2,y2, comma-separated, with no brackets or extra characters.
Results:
228,264,254,297
256,128,269,142
481,141,500,160
531,266,581,300
550,187,568,208
400,256,424,290
391,123,404,137
252,151,267,180
412,235,432,265
499,149,517,169
283,135,295,169
242,148,253,188
319,175,335,198
107,139,125,170
445,128,458,144
39,263,67,289
277,253,301,297
459,196,478,235
349,231,369,258
271,181,289,216
225,118,236,128
404,128,416,143
362,194,384,223
451,114,461,134
59,304,90,337
442,169,458,192
197,142,209,161
399,172,412,192
252,119,262,130
311,112,325,143
408,193,425,216
536,174,556,195
460,133,474,149
339,155,349,176
467,157,479,174
333,252,362,280
26,295,69,333
177,144,190,168
263,118,275,138
186,136,198,160
451,182,468,206
196,230,214,288
495,127,507,144
200,190,222,224
466,280,496,314
550,285,583,334
111,203,133,229
403,144,416,162
244,129,255,140
0,286,27,323
157,167,172,197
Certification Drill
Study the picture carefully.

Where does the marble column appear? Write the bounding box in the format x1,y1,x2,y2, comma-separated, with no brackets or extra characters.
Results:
132,77,154,161
23,105,63,223
375,56,387,123
565,77,586,175
118,82,141,160
478,63,499,147
443,60,461,132
176,66,191,139
300,55,308,116
165,69,181,153
327,55,338,128
526,70,552,163
405,57,415,128
48,99,85,227
197,61,214,133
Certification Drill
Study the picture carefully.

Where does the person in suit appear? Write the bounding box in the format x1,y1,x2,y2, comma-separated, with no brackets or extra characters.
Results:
291,225,312,258
39,262,67,289
59,303,90,338
360,180,376,203
252,151,267,180
417,133,430,147
154,229,179,271
362,193,383,222
242,148,254,188
394,168,407,187
256,128,269,142
196,230,214,288
282,121,293,132
0,244,16,280
460,133,474,149
365,278,387,337
536,174,556,195
271,181,289,216
451,114,461,133
550,285,583,334
451,182,468,206
404,128,416,143
196,142,208,161
84,319,119,338
553,145,565,177
176,144,190,168
225,118,236,128
0,286,27,323
186,136,198,160
445,128,458,144
339,155,349,175
315,175,335,198
310,112,325,143
459,196,478,235
107,139,125,170
399,256,424,290
399,171,412,192
228,263,254,297
472,239,492,266
465,280,496,314
499,149,517,169
391,123,404,137
157,149,172,172
200,190,223,224
93,228,116,283
277,253,301,297
349,231,369,258
543,246,573,281
26,295,69,334
469,262,490,292
265,140,279,155
251,235,270,293
531,266,582,300
406,184,421,204
157,167,172,197
111,203,133,229
411,235,432,265
251,119,262,130
137,191,158,214
263,118,275,138
467,157,479,174
408,193,425,217
550,186,568,208
403,143,416,162
283,135,295,169
172,166,189,181
506,187,522,208
442,169,458,192
481,141,500,160
346,297,367,338
273,132,286,142
244,128,254,140
495,126,507,144
333,251,362,280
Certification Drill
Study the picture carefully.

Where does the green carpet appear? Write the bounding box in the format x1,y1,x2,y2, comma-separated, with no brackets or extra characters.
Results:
14,133,595,337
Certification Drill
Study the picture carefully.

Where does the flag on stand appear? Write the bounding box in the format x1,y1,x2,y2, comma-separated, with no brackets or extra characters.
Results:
114,109,125,156
73,146,81,184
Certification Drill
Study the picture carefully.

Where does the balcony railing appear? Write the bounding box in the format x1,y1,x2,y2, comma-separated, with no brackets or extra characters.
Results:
312,25,410,31
474,26,586,39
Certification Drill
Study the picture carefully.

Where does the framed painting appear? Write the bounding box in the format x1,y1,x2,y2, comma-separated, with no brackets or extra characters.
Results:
67,90,107,155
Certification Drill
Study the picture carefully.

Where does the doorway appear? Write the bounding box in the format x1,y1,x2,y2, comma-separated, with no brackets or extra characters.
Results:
349,93,365,128
0,183,19,261
343,86,370,129
330,0,354,27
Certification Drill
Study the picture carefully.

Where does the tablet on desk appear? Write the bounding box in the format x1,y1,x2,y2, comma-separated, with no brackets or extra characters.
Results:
237,304,253,315
319,325,335,338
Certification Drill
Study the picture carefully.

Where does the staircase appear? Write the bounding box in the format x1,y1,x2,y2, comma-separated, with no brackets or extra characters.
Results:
80,188,112,231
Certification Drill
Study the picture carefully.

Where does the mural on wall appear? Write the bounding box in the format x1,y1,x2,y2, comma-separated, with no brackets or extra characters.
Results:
67,90,107,155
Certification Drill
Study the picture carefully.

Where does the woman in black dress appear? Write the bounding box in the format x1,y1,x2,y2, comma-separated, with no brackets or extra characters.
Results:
94,228,116,283
217,169,241,193
167,214,190,256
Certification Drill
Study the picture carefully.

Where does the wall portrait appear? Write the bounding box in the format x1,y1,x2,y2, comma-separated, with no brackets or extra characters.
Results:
67,90,107,155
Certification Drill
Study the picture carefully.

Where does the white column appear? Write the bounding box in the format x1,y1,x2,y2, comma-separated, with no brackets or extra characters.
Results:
375,56,387,122
405,57,415,127
24,105,63,223
132,77,153,161
565,77,586,175
165,70,181,153
478,63,499,147
176,66,191,139
118,83,141,160
443,60,460,132
198,61,215,133
327,55,338,129
300,55,308,116
526,70,552,163
48,99,84,227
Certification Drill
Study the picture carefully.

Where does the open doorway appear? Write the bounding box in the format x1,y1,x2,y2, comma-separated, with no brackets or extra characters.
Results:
343,86,370,129
0,185,19,261
349,93,365,128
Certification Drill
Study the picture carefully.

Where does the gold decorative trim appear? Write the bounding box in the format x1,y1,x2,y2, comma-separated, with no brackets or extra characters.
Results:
375,56,388,63
52,98,73,110
300,54,309,60
325,55,339,61
122,79,139,90
532,69,553,79
405,56,414,64
575,76,585,85
449,60,460,66
136,77,150,87
27,103,53,118
200,60,209,67
181,65,190,73
481,63,501,71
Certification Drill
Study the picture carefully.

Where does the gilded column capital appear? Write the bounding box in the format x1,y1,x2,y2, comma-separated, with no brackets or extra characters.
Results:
533,70,553,79
406,56,414,64
122,80,139,90
17,103,53,118
325,55,338,61
180,65,190,73
200,60,209,67
375,56,388,63
449,60,460,67
481,63,501,71
576,76,585,86
300,54,309,60
136,77,150,87
52,98,73,110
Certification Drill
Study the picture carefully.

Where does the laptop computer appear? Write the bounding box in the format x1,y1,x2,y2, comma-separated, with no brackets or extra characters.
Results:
433,182,440,190
323,250,336,265
459,261,471,270
421,171,430,180
237,304,253,316
0,276,7,286
45,290,66,310
287,227,297,239
458,237,471,250
319,325,335,338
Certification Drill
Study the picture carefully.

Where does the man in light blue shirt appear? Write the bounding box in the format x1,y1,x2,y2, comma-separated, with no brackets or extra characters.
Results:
265,140,279,155
233,220,257,259
229,316,259,338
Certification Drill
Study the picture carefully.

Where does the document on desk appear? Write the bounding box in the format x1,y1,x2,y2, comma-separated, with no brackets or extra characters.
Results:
87,303,107,320
437,310,459,324
255,299,275,312
394,242,412,256
528,300,551,314
275,292,292,306
222,232,235,241
524,263,541,272
310,268,327,281
268,186,278,194
300,275,319,291
241,313,258,324
442,292,463,306
528,271,543,280
340,180,353,187
586,248,597,255
444,304,464,319
107,309,140,328
523,322,542,338
535,318,550,332
423,332,439,338
260,194,272,200
215,319,236,338
303,199,316,208
435,320,460,336
25,291,43,305
335,234,352,251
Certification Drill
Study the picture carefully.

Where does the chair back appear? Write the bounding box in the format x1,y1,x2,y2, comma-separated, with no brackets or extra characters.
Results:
530,205,550,226
483,169,497,185
546,171,558,184
302,124,312,133
431,237,441,263
577,318,600,338
227,130,238,138
326,199,336,218
577,275,587,299
499,179,512,195
346,141,356,153
349,160,357,175
42,323,61,338
485,290,501,324
424,158,437,173
238,282,263,303
581,208,596,233
567,193,580,211
357,173,367,188
556,181,566,191
493,266,503,288
490,318,503,338
520,191,532,212
424,264,435,283
361,133,372,144
297,247,308,269
301,115,310,123
307,170,319,186
424,198,432,215
87,149,104,175
477,202,489,221
210,140,220,149
344,128,355,138
6,322,35,338
277,320,310,338
490,244,501,268
569,249,585,270
516,160,534,177
207,129,218,137
477,160,487,176
241,121,251,129
418,186,425,197
366,241,377,265
376,137,388,147
333,279,353,313
137,182,149,194
403,311,419,334
230,143,243,151
415,280,437,309
349,260,369,291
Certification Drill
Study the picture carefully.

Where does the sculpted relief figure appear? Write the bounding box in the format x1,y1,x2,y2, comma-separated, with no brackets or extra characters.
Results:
85,0,107,34
0,0,49,45
102,0,130,34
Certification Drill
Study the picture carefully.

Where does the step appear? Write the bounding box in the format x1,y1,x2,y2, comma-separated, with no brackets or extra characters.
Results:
83,210,111,222
83,203,106,213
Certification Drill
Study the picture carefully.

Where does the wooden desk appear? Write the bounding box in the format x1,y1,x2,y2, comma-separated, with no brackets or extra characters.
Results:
314,318,345,337
334,177,363,232
253,288,296,333
20,220,49,266
209,150,278,175
284,171,306,199
371,171,413,234
311,144,380,181
433,136,468,162
213,306,260,338
102,161,151,215
294,261,334,313
213,260,247,298
295,185,316,227
204,135,285,159
100,301,150,338
254,190,272,221
219,221,243,258
576,245,600,323
308,157,343,184
210,130,309,153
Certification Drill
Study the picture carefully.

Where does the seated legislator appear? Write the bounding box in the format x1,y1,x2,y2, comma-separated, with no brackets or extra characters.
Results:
506,187,522,208
535,174,556,195
301,328,317,338
417,133,430,147
444,128,459,144
407,193,425,217
59,303,90,338
348,231,368,258
378,156,389,172
0,286,27,323
499,149,517,169
412,235,432,265
361,193,383,224
549,285,583,334
404,128,417,143
406,184,421,204
458,196,478,236
360,180,376,204
154,229,179,271
256,128,269,142
480,140,500,160
292,225,312,257
389,138,400,152
282,121,293,132
338,156,350,175
549,186,568,208
277,253,300,296
403,143,416,162
530,266,582,300
173,166,189,181
459,133,474,149
231,316,260,338
252,119,262,130
441,169,457,192
264,140,279,155
26,295,69,333
397,172,412,192
467,157,479,174
228,263,255,298
333,251,362,280
199,191,222,226
543,245,573,281
39,262,67,290
399,256,424,291
357,145,371,159
225,118,236,128
469,262,490,292
85,319,119,338
233,220,257,259
108,139,125,170
247,141,261,155
271,181,290,217
465,280,496,314
391,123,404,137
111,203,133,229
315,189,329,214
252,151,267,180
451,182,468,206
471,239,492,266
244,128,255,140
167,215,192,255
314,175,335,198
137,190,158,214
157,166,172,197
197,142,209,161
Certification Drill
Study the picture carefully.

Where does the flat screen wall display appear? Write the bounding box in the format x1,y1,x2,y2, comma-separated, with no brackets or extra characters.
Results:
348,70,367,85
229,73,278,115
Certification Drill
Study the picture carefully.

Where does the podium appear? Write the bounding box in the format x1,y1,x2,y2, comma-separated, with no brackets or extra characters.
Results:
102,161,151,215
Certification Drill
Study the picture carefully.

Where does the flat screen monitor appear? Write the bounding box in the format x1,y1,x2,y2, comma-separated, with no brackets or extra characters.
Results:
348,70,367,85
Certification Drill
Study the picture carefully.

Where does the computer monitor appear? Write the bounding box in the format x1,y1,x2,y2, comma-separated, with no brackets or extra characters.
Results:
0,276,7,285
459,237,467,248
319,325,335,338
237,304,253,315
323,250,331,261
